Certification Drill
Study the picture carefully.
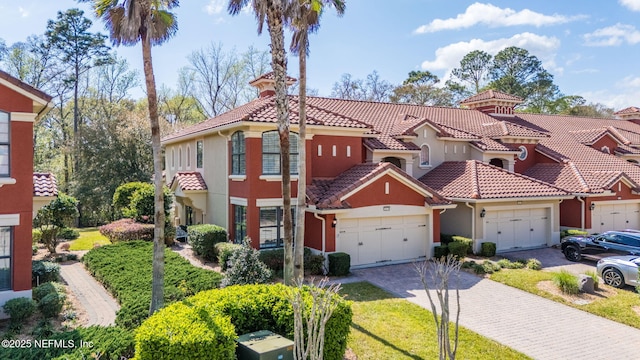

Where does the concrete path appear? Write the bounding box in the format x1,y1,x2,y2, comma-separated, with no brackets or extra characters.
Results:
353,263,640,360
59,262,119,326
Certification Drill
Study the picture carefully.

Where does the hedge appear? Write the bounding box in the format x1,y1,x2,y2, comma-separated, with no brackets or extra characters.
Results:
135,284,352,360
259,247,326,275
0,326,135,360
215,242,242,271
480,242,497,257
561,229,589,238
82,241,222,329
32,260,60,285
328,252,350,276
448,241,468,258
99,218,154,242
452,236,473,255
187,224,228,261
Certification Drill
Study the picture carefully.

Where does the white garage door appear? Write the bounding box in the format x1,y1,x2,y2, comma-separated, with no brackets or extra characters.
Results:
336,215,429,266
592,202,640,234
484,208,550,251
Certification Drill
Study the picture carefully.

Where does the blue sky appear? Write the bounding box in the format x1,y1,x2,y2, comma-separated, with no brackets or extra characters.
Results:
1,0,640,109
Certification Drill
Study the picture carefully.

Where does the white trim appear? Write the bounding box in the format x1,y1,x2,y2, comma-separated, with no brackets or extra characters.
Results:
9,112,36,122
259,175,299,182
256,198,299,207
339,168,433,202
0,214,20,226
229,175,247,181
230,197,248,206
0,178,17,187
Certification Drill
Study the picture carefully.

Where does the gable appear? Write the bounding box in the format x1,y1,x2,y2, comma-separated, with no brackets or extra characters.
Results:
343,173,427,208
0,84,33,113
591,135,619,154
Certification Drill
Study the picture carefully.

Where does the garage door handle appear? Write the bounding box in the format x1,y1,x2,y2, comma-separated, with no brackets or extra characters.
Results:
403,238,408,242
530,228,534,232
498,231,501,234
358,242,363,246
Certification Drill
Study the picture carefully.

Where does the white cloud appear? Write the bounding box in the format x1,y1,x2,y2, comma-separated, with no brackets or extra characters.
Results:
620,0,640,11
18,7,29,18
584,23,640,46
205,0,225,15
580,75,640,108
420,32,562,78
414,3,580,33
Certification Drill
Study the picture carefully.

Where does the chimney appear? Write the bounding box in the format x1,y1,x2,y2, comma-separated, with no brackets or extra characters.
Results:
459,90,523,115
248,72,297,98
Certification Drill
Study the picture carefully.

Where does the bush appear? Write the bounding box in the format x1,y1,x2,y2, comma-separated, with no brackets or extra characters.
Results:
187,224,228,261
3,297,36,330
553,270,579,295
480,242,496,257
38,291,65,318
113,182,150,218
526,258,542,270
32,245,38,255
496,259,524,269
57,227,80,240
215,242,242,271
136,284,352,360
258,247,325,275
306,252,326,275
32,260,60,285
259,248,285,271
452,236,473,254
433,244,448,259
222,239,272,287
328,252,350,276
32,229,42,244
561,229,589,238
99,218,154,243
82,241,222,329
447,241,468,258
33,282,66,302
482,260,501,274
440,233,454,245
33,193,79,253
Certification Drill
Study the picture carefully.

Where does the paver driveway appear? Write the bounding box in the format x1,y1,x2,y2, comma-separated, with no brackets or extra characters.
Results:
353,263,640,360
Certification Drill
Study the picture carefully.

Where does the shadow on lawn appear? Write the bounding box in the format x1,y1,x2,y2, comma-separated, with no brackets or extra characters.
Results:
351,322,425,360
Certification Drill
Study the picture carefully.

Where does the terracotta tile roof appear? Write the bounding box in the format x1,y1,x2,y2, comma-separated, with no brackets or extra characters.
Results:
470,137,518,152
170,172,208,191
307,162,450,209
33,173,58,197
364,135,420,151
524,163,594,193
419,160,569,200
459,90,523,104
0,69,53,103
615,143,640,155
248,71,297,84
614,106,640,115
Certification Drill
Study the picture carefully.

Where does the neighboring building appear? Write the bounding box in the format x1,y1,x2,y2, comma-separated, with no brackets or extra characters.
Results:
161,72,640,267
0,70,52,314
33,172,58,218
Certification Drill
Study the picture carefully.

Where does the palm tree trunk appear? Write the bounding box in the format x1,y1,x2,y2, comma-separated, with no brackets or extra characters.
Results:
266,1,294,285
294,29,308,282
142,31,165,315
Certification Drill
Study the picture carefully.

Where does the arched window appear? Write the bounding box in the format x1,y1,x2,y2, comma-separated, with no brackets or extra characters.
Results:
420,144,430,166
518,146,528,161
231,131,246,175
186,145,191,168
262,131,299,175
178,147,182,168
489,158,505,168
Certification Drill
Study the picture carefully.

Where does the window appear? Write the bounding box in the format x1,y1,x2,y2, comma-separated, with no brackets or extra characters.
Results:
178,147,183,168
231,131,246,175
234,205,246,243
186,146,191,168
0,112,9,177
259,206,295,248
185,205,194,226
518,146,528,161
171,149,175,169
0,227,11,290
262,131,298,175
420,145,430,166
196,140,203,168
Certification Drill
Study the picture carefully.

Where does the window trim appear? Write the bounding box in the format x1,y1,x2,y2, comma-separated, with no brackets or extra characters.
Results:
261,131,299,175
0,111,10,177
419,144,431,168
234,205,247,243
259,206,295,249
231,131,246,175
0,226,13,291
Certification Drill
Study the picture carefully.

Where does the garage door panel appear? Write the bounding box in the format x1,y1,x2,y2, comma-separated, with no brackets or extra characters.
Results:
382,228,405,261
593,203,640,233
485,208,551,251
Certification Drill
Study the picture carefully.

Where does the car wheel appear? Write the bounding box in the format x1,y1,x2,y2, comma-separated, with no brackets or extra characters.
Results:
602,268,624,288
563,245,581,262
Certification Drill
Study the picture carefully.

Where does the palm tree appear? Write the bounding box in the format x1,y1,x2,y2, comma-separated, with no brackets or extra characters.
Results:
83,0,178,314
289,0,345,282
228,0,296,284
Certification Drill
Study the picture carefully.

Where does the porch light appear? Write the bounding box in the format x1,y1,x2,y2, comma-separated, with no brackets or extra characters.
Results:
480,208,486,218
590,203,595,211
332,218,337,228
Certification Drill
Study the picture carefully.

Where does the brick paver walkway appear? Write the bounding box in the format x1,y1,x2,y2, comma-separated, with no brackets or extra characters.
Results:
60,262,119,326
353,263,640,360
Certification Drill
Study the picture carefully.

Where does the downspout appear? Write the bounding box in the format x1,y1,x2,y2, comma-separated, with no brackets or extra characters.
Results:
465,202,476,251
314,213,327,273
577,197,585,231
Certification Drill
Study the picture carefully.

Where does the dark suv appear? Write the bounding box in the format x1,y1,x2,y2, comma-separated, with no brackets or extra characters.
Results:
561,231,640,262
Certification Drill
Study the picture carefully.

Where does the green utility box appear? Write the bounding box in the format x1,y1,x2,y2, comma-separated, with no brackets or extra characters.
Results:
236,330,294,360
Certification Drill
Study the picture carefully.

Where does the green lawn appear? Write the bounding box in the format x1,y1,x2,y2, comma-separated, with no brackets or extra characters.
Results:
340,282,530,360
490,269,640,329
69,227,111,250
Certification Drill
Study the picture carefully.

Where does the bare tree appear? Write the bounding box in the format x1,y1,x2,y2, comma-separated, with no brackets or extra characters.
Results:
415,255,462,360
331,70,393,102
288,278,342,360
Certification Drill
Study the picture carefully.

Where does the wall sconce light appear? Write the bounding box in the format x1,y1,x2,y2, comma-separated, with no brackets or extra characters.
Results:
590,203,595,211
331,218,337,228
480,208,486,218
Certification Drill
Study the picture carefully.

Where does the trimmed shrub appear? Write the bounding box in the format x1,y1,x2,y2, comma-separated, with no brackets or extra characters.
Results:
553,270,579,295
447,241,468,258
38,291,65,318
57,227,80,240
187,224,228,261
99,218,154,243
306,253,326,275
215,242,242,271
222,239,272,287
259,248,285,271
526,258,542,270
452,236,473,255
259,247,325,275
33,282,66,302
480,242,496,257
328,252,350,276
136,284,352,360
433,244,448,259
3,297,36,330
482,260,501,274
440,233,454,245
32,260,60,285
32,229,42,244
561,229,589,238
113,182,149,218
82,241,222,329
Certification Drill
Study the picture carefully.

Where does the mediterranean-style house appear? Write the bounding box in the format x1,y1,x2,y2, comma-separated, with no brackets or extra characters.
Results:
161,73,640,267
33,172,58,218
0,70,52,314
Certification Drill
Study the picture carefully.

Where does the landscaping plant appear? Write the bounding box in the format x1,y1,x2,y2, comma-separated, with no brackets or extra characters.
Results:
553,270,579,295
33,193,79,254
222,238,272,287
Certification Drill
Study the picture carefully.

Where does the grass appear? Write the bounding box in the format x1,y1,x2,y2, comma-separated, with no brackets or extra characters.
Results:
339,282,530,360
68,227,111,250
490,269,640,329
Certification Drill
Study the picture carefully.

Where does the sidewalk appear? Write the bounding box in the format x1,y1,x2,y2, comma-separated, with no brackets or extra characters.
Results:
353,263,640,360
59,262,119,326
